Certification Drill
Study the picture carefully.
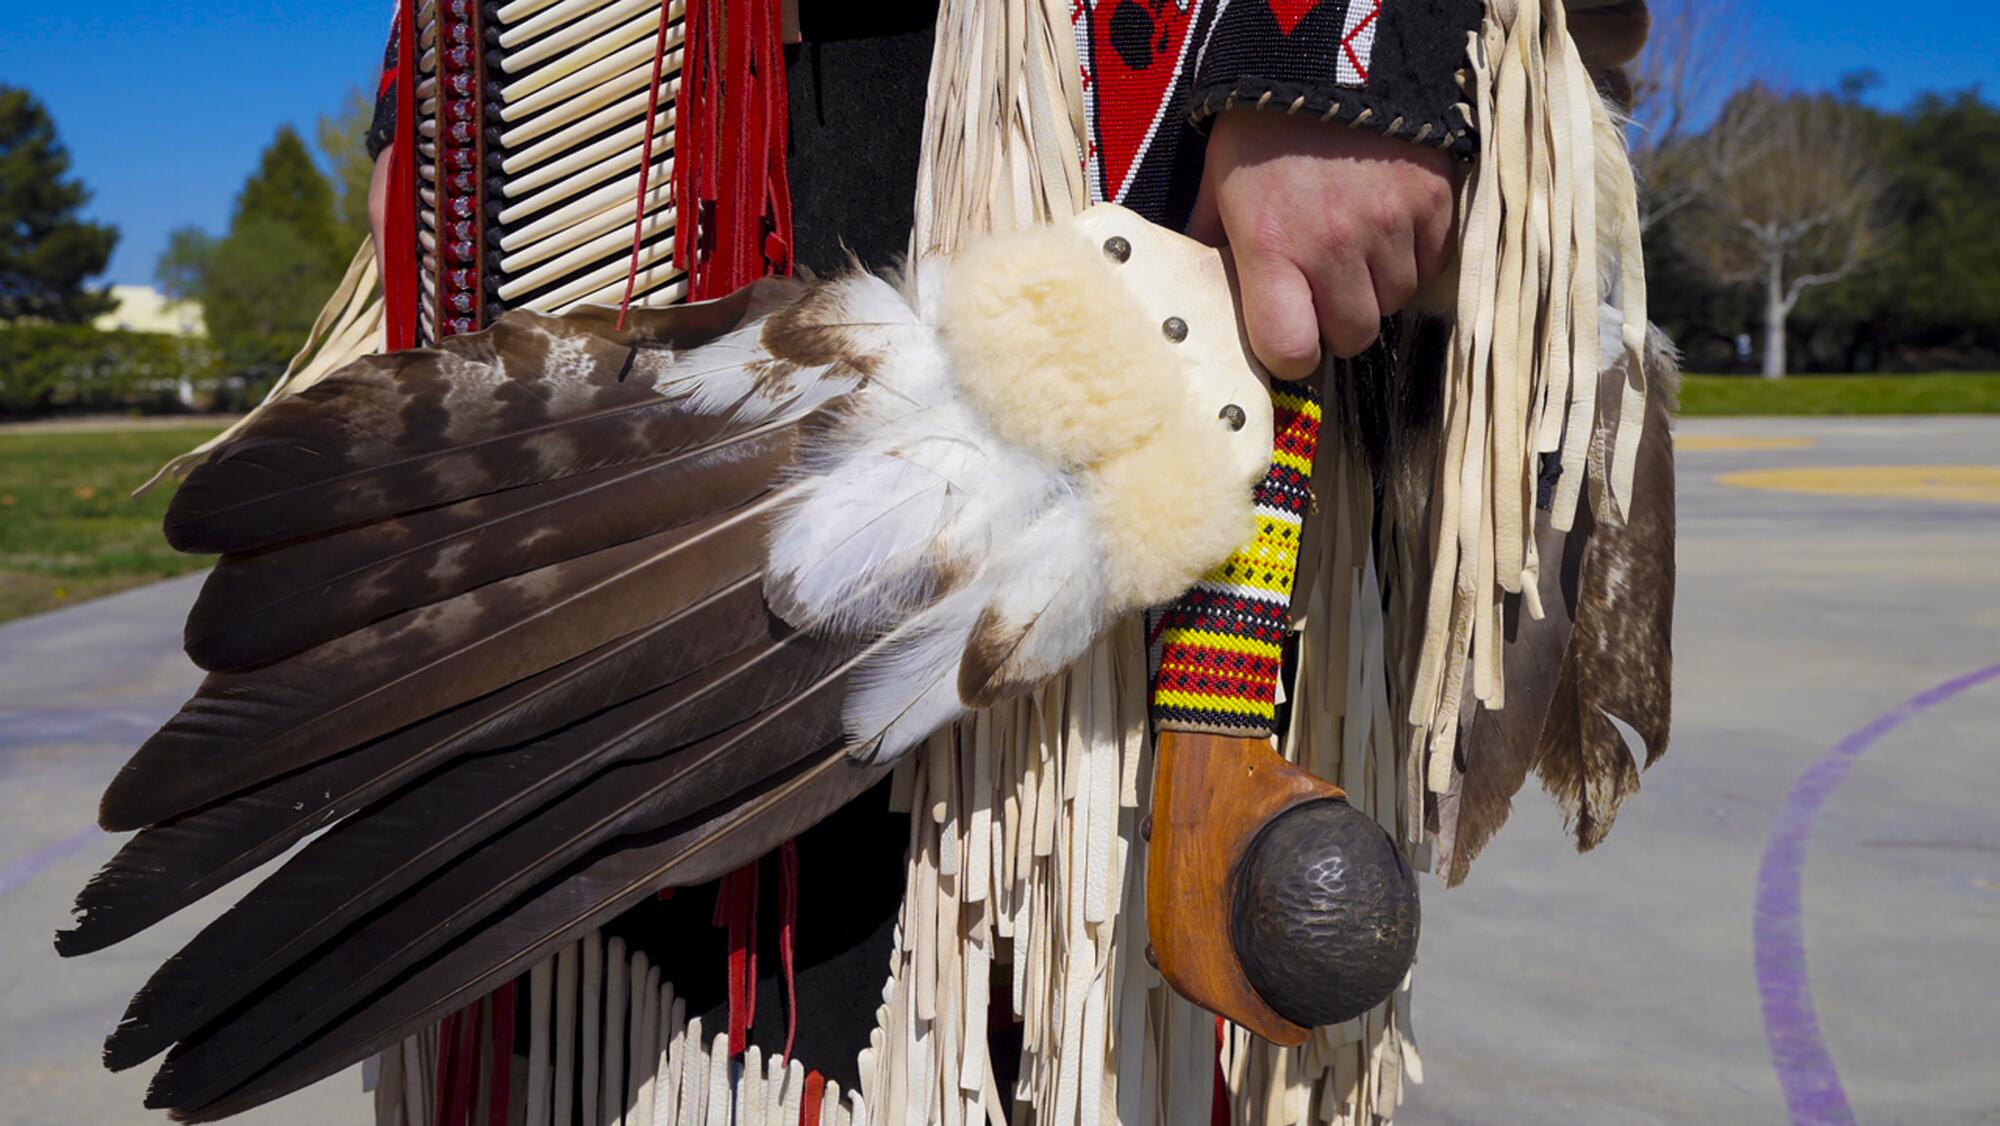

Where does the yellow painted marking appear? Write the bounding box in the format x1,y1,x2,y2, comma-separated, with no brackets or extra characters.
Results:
1716,466,2000,504
1678,435,1818,452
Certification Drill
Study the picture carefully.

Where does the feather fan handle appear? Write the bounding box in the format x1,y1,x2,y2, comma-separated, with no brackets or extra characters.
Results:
1152,383,1324,739
1405,0,1652,792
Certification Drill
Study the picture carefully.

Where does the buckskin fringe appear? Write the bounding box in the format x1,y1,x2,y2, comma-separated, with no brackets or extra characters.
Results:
1406,0,1650,794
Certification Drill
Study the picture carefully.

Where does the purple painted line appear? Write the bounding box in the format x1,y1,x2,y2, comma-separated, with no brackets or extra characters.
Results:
1754,660,2000,1126
0,824,106,899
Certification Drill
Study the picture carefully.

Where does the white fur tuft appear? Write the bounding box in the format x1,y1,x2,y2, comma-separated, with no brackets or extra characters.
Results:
1088,406,1254,610
759,223,1261,765
937,226,1175,470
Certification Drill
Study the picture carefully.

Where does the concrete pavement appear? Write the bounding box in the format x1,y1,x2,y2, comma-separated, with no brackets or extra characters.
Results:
1,415,1995,1124
1402,416,2000,1125
0,573,367,1126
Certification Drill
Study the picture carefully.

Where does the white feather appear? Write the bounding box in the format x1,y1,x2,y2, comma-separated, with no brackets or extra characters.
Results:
844,586,990,764
655,274,921,422
963,494,1112,693
765,450,964,631
765,275,1061,642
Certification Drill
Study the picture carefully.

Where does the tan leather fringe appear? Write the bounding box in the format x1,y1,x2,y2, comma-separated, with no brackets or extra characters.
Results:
909,0,1088,258
1407,0,1648,794
381,929,868,1126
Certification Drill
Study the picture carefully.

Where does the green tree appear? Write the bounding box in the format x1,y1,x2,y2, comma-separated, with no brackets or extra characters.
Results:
155,225,215,303
1649,82,2000,372
1871,93,2000,354
0,86,119,323
154,124,347,388
200,217,347,370
233,124,343,268
317,87,379,249
1784,91,2000,370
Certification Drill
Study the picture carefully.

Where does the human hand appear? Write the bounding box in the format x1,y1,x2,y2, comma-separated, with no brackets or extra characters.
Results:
1189,110,1460,378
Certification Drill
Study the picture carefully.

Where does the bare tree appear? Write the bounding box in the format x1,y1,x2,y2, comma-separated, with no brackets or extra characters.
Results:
1676,87,1890,377
1626,0,1768,231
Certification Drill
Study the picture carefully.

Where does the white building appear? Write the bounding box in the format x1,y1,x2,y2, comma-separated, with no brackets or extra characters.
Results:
91,284,206,337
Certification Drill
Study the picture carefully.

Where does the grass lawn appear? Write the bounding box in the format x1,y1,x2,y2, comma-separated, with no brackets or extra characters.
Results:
0,425,221,624
0,373,1994,626
1680,372,2000,416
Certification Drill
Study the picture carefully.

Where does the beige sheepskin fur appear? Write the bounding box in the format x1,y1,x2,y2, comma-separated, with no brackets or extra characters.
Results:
938,225,1176,470
1089,407,1255,609
941,223,1254,612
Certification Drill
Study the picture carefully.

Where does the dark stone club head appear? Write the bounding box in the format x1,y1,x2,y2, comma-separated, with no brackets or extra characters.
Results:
1231,797,1421,1029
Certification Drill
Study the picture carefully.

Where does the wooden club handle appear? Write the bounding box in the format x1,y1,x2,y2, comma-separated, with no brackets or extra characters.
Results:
1145,729,1346,1045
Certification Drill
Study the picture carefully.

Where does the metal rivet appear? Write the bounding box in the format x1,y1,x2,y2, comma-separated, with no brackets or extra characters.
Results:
1144,943,1160,968
1162,316,1188,343
1103,236,1131,263
1140,814,1154,841
1219,403,1247,431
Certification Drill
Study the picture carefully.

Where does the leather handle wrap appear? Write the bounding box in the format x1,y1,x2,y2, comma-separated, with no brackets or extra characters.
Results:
1151,380,1324,737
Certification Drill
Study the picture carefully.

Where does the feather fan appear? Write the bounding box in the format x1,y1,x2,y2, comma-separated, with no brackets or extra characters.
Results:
65,206,1277,1121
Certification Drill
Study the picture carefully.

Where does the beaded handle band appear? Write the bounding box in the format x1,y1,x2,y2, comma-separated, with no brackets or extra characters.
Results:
1150,380,1323,738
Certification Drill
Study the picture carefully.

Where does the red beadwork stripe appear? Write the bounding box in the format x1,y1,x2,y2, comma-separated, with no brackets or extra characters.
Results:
432,0,483,339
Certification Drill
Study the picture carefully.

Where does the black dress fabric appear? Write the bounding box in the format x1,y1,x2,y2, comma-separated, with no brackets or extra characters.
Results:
1188,0,1482,156
784,1,940,274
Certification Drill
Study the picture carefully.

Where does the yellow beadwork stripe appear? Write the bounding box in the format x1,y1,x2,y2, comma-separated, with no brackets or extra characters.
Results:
1152,689,1272,717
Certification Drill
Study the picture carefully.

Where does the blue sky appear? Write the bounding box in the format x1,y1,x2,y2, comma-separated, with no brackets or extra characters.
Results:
2,0,1990,284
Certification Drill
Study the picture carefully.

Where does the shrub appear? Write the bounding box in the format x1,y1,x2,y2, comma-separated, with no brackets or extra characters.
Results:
0,326,221,416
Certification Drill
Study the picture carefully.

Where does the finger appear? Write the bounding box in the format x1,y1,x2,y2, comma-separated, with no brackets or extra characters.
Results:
1369,236,1421,319
1235,252,1322,380
1411,170,1458,285
1187,178,1224,246
1309,257,1383,359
